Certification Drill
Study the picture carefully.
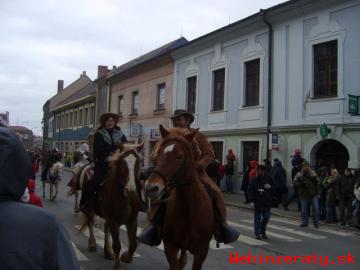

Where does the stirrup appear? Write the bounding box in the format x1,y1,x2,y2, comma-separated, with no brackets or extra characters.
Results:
138,224,161,247
221,223,240,244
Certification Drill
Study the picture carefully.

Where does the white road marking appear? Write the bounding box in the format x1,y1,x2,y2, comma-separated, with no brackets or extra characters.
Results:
228,221,301,242
238,234,268,246
75,225,140,257
71,242,88,261
241,220,327,240
270,217,353,237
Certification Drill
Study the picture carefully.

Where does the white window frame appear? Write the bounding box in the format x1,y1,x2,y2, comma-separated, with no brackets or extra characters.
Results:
209,65,228,113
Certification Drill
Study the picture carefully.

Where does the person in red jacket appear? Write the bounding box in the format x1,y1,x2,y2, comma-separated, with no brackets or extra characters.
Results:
27,179,43,208
249,160,259,181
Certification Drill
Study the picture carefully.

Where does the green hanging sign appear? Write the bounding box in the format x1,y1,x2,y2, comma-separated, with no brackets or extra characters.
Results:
348,95,359,115
319,123,331,139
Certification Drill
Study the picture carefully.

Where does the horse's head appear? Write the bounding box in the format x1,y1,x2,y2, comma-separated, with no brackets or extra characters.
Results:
109,143,144,192
145,125,199,200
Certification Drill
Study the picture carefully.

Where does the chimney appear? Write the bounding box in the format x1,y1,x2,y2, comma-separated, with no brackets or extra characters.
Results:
112,65,116,70
97,65,109,78
81,71,86,76
57,80,64,94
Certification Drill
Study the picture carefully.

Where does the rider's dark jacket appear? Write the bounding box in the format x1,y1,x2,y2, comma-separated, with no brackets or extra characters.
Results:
0,127,79,270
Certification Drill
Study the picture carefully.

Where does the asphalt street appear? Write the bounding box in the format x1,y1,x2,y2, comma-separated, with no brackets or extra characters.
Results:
37,170,359,270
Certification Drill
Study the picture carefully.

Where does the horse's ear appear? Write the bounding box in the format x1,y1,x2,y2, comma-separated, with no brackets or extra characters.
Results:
159,125,170,138
135,142,144,151
185,128,198,142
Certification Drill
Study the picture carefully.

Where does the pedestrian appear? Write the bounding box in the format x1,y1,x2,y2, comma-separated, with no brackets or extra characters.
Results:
248,165,273,240
225,157,235,193
0,126,80,269
226,149,235,162
323,169,339,224
293,160,321,228
270,159,287,206
354,169,360,230
241,161,251,204
337,168,355,226
206,159,221,187
263,158,272,176
249,160,258,181
318,167,329,221
218,161,225,188
27,179,43,208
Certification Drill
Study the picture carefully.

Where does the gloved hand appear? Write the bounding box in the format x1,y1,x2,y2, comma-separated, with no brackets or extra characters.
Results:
264,183,271,189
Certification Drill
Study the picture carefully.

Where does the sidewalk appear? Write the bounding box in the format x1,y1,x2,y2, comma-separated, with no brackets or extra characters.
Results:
223,192,360,234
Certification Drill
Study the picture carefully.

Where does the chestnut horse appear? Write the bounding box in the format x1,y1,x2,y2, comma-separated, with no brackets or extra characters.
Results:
145,126,214,270
81,143,143,270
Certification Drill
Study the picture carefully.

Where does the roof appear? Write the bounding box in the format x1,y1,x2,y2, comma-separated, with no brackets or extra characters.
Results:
171,0,314,56
53,82,96,110
9,126,33,133
107,37,188,79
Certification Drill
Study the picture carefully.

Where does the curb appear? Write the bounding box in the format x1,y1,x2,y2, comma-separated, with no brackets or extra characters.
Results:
225,202,360,236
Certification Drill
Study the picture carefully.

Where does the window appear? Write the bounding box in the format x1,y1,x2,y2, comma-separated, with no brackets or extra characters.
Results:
245,59,260,106
118,95,124,114
90,106,95,125
84,108,89,126
74,111,78,127
78,109,83,126
65,113,69,129
212,68,225,111
69,112,72,128
157,83,166,111
56,115,60,130
61,114,64,129
132,91,139,114
210,141,223,163
187,76,197,113
313,40,337,98
242,141,259,170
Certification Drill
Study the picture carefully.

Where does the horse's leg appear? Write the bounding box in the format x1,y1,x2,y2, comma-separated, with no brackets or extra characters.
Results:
74,191,79,213
53,181,59,200
109,221,122,270
120,219,138,263
88,214,97,252
179,249,187,269
164,243,180,270
104,221,113,260
192,246,209,270
42,181,45,198
49,183,53,200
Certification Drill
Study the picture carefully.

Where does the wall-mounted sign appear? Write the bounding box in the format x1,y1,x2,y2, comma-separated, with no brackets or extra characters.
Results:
150,129,161,140
271,133,280,151
130,123,142,137
348,95,359,115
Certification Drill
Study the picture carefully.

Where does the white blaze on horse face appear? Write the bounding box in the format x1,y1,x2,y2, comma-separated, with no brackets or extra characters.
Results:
164,144,175,154
124,154,137,192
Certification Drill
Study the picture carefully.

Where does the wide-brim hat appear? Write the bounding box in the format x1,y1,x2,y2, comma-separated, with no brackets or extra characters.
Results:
170,109,194,124
100,112,120,126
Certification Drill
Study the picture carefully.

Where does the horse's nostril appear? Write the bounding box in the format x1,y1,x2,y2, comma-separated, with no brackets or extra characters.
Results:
145,184,160,196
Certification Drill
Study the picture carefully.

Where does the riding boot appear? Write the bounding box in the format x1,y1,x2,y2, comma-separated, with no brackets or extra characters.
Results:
138,203,165,246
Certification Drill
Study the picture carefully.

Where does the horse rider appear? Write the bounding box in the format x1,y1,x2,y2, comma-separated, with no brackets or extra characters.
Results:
79,113,127,214
67,137,93,196
139,109,240,246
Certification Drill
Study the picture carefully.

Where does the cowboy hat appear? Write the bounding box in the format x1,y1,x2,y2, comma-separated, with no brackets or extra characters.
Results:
100,112,120,126
170,109,194,124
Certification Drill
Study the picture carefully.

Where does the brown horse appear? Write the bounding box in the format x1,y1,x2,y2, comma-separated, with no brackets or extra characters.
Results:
145,126,214,270
81,143,143,270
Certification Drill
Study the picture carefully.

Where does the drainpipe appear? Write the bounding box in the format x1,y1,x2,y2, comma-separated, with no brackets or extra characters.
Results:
260,9,273,161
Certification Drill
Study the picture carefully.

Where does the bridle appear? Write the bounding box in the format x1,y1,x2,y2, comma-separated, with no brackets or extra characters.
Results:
150,157,191,203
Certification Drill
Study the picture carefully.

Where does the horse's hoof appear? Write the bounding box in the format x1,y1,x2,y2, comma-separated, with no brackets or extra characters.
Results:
120,251,133,263
88,245,97,252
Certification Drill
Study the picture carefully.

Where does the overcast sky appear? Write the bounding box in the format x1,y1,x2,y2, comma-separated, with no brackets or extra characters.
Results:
0,0,286,135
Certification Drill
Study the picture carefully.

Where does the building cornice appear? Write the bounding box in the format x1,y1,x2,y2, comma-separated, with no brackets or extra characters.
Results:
52,95,95,112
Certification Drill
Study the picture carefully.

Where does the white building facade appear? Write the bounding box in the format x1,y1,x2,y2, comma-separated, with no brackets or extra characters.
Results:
172,0,360,192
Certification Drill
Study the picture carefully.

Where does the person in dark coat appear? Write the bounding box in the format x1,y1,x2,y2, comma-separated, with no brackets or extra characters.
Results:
354,169,360,230
241,161,251,204
80,113,127,213
270,159,287,205
0,126,79,270
263,159,272,176
318,167,329,221
225,158,235,193
248,165,273,240
323,169,339,223
337,168,355,226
